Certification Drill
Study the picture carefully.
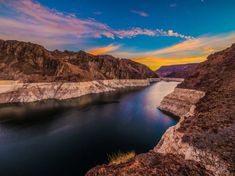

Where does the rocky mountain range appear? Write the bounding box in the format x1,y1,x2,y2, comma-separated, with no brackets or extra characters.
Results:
156,63,198,78
87,44,235,175
0,40,158,82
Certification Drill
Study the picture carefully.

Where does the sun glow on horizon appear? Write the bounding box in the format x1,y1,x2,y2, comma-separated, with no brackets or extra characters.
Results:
131,55,207,70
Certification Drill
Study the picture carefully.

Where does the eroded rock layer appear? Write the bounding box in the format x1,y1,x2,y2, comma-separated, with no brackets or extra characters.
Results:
158,88,205,117
0,79,149,104
86,44,235,176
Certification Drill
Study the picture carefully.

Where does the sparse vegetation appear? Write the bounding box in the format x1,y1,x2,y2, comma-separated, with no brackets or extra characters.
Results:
107,151,136,165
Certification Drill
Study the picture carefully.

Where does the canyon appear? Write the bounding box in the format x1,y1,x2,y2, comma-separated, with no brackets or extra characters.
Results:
0,39,234,175
86,44,235,176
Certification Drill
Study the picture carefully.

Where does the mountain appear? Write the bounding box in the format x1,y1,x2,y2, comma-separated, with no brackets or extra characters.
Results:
156,63,198,78
87,44,235,175
0,40,158,82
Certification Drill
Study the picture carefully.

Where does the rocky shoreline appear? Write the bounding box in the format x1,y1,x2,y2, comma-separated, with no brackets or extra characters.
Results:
156,88,230,176
86,44,235,176
0,79,150,104
86,87,213,176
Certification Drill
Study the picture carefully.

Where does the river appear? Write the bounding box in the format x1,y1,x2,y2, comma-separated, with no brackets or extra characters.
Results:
0,81,179,176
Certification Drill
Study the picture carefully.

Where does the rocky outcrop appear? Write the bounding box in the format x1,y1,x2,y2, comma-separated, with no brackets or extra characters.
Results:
0,79,149,104
86,44,235,176
87,152,213,176
0,40,158,82
153,44,235,175
156,63,198,78
158,88,205,117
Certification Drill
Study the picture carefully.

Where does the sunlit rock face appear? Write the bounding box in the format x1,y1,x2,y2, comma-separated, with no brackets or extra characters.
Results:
0,40,158,82
0,79,149,104
158,88,205,117
86,44,235,176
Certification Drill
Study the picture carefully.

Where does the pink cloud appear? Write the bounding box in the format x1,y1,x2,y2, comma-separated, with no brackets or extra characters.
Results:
0,0,194,49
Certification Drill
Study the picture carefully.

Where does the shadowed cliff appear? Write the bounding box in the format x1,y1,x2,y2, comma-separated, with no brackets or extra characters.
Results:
0,39,158,82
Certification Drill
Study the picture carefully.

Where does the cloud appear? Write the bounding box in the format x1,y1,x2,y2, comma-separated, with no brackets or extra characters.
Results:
143,32,235,57
114,28,156,38
112,31,235,70
89,44,122,55
113,28,193,39
166,30,193,40
0,0,114,49
0,0,193,49
131,10,149,17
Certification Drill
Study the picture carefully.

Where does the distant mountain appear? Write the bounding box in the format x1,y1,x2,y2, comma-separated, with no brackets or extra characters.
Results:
156,63,198,78
0,40,158,82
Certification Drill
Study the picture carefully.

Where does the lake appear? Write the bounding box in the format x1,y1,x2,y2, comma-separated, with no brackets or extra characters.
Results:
0,81,179,176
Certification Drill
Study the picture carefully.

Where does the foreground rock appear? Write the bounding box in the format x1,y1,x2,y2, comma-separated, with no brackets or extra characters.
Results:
86,44,235,176
0,79,149,104
87,152,212,176
0,39,157,82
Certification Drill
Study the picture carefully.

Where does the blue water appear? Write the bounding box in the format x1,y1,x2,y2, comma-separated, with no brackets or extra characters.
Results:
0,81,179,176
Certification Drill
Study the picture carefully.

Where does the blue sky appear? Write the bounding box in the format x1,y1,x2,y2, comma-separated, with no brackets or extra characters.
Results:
0,0,235,69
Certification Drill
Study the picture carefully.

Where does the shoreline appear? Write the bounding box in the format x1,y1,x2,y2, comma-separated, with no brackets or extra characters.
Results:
0,79,150,104
87,86,230,176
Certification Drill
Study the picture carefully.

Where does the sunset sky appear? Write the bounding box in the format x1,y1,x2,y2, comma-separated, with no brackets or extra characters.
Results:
0,0,235,70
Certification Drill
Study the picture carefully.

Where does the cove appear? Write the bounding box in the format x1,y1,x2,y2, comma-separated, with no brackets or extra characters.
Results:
0,81,179,176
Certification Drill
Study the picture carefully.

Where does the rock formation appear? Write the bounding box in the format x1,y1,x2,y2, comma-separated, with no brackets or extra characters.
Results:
0,79,149,104
156,63,198,78
0,39,158,82
86,44,235,176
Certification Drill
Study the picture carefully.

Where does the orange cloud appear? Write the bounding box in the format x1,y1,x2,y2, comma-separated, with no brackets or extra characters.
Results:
89,44,121,55
113,32,235,70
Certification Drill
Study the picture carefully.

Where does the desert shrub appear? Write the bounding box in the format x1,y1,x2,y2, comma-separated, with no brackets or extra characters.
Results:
107,151,136,165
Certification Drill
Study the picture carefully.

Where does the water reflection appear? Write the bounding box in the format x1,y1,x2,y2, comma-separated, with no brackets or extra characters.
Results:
0,81,179,176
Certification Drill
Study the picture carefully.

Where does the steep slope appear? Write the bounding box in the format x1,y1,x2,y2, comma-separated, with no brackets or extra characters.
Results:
0,39,157,82
156,63,198,78
87,44,235,176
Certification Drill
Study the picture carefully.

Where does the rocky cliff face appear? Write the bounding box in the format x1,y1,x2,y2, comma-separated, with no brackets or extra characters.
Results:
156,63,198,78
158,88,205,117
0,40,157,82
86,44,235,176
0,79,149,104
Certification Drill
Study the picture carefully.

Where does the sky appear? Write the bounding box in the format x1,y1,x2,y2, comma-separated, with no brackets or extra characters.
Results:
0,0,235,70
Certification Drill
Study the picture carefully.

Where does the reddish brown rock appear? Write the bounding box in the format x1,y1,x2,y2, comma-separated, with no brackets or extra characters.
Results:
0,39,158,82
156,63,198,78
86,44,235,176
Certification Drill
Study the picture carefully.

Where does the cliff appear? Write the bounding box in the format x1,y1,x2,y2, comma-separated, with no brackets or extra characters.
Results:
0,40,157,82
0,79,149,104
156,63,198,78
86,44,235,176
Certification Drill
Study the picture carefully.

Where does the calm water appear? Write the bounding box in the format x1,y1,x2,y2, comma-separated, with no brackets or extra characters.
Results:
0,81,179,176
